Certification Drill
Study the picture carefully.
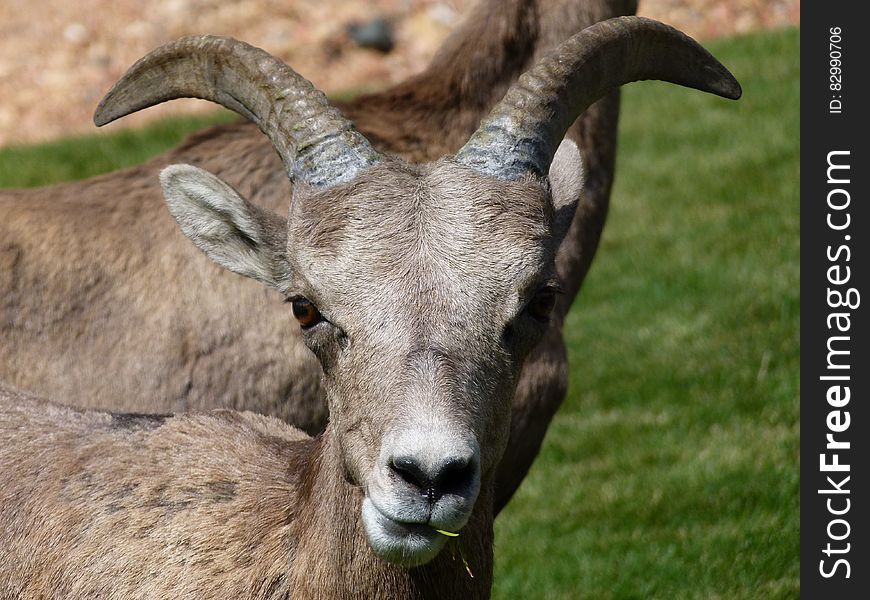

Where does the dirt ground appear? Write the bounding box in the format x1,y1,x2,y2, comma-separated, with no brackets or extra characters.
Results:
0,0,799,146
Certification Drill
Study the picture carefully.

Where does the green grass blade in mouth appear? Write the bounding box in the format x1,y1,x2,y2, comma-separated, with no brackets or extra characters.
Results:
435,529,460,537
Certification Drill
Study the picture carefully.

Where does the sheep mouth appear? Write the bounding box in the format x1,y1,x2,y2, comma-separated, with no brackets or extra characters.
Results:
361,497,449,567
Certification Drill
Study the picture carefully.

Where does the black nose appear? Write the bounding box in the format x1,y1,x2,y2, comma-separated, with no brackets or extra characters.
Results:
389,455,477,503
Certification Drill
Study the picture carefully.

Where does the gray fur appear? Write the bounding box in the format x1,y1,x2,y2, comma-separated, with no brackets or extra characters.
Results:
160,156,568,571
0,387,500,598
0,0,640,516
0,151,567,597
0,8,743,596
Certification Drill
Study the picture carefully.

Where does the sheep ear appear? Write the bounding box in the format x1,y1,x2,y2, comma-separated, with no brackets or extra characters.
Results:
159,164,289,290
547,138,585,242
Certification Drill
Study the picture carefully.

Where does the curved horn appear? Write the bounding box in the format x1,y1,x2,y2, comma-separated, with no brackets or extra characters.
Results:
94,36,381,187
455,17,741,180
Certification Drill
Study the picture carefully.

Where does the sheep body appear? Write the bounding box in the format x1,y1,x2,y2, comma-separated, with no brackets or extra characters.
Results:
0,388,492,599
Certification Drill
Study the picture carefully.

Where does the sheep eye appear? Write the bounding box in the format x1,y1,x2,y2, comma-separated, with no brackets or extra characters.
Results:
290,297,322,329
526,288,557,322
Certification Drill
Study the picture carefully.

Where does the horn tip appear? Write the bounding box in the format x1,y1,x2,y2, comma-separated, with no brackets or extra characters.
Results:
718,75,742,101
93,98,115,127
92,111,109,128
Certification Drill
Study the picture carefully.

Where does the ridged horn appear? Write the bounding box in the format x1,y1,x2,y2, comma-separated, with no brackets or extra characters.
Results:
455,16,741,180
94,35,381,187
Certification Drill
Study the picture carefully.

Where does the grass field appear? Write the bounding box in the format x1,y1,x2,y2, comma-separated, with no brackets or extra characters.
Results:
493,28,800,599
0,27,800,599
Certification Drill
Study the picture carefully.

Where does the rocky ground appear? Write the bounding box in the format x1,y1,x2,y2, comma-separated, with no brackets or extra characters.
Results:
0,0,799,146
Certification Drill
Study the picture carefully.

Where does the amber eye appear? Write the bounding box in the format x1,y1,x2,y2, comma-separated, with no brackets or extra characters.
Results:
526,289,557,322
290,297,322,329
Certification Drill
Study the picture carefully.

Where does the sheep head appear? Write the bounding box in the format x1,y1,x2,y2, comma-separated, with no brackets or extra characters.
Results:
95,17,739,568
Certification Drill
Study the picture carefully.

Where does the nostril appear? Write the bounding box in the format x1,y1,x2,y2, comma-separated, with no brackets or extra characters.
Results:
434,457,476,496
389,456,430,491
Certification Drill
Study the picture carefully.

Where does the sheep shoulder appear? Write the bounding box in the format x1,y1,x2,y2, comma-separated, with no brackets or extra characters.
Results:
0,388,314,599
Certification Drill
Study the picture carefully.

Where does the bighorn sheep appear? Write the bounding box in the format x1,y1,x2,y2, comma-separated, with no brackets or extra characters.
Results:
0,17,739,598
0,0,641,513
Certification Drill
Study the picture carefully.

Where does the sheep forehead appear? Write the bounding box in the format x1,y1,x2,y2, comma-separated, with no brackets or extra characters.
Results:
288,160,555,324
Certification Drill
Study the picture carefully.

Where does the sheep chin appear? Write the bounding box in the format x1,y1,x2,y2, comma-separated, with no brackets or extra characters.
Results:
361,497,448,567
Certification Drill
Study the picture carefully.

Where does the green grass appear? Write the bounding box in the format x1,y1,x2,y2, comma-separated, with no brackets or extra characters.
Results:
0,27,800,599
0,111,235,188
493,27,799,599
